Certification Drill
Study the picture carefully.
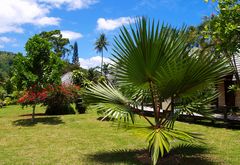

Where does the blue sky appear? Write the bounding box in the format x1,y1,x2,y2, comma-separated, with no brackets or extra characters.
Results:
0,0,215,68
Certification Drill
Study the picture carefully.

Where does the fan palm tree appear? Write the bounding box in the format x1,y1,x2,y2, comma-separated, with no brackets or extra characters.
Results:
94,33,109,75
87,67,100,83
84,18,232,164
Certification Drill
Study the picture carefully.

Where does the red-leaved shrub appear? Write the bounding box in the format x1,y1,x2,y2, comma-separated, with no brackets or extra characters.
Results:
18,84,81,115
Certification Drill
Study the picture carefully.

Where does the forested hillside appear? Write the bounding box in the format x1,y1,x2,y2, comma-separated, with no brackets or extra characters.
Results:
0,51,15,82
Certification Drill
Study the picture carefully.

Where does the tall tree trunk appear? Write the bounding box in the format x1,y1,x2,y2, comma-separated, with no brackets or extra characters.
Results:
32,104,36,122
101,51,103,75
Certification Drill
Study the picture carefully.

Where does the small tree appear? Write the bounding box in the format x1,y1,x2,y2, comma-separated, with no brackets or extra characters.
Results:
87,67,100,83
84,18,232,164
12,34,64,121
203,0,240,84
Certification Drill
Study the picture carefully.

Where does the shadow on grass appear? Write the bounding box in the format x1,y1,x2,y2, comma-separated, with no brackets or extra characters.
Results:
12,116,64,127
178,118,240,130
88,145,217,165
19,113,46,117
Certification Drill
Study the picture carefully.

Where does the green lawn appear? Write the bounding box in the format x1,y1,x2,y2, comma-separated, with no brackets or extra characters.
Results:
0,105,239,165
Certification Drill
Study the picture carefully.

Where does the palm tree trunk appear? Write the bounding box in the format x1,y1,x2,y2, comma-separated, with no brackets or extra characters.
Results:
101,51,103,75
149,81,161,127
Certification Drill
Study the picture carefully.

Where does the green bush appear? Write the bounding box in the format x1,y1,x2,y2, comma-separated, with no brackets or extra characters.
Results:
75,97,86,114
3,97,12,106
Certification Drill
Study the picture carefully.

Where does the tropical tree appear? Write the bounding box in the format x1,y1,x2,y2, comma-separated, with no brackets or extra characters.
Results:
202,0,240,84
84,18,232,164
72,41,80,65
87,67,100,83
94,33,109,75
12,34,64,121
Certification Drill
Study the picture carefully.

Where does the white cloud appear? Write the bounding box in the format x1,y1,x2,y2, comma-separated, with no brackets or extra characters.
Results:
38,0,98,10
61,30,83,40
97,17,135,31
79,56,113,69
0,37,15,43
0,0,98,34
0,0,60,34
33,17,61,26
0,36,16,48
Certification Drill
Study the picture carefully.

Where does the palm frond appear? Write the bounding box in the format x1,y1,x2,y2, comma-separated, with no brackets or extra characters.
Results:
154,50,232,99
147,128,201,165
112,17,190,88
84,82,135,124
92,103,134,124
176,86,219,117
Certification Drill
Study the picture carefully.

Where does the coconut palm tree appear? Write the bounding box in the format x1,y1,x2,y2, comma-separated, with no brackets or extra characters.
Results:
84,18,232,164
94,33,109,75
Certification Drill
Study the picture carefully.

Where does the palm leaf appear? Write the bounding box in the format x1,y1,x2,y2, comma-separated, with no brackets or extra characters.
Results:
84,82,135,124
113,17,232,101
147,128,201,165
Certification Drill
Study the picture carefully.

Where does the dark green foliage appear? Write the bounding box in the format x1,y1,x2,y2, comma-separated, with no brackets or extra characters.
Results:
87,67,101,83
45,104,75,115
39,30,70,58
0,51,15,95
12,35,63,90
0,51,14,82
72,42,79,65
25,35,52,83
75,97,86,114
62,60,81,74
204,0,240,53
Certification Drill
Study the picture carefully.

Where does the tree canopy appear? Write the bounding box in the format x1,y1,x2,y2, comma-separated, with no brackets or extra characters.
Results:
39,30,70,58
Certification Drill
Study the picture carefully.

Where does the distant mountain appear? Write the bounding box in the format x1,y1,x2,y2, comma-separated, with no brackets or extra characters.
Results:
0,51,15,56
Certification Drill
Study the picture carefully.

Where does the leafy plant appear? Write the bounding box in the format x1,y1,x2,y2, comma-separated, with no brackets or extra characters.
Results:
84,17,232,164
72,70,88,88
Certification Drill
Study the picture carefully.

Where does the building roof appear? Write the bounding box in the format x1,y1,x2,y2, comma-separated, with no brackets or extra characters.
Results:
232,53,240,81
61,72,73,84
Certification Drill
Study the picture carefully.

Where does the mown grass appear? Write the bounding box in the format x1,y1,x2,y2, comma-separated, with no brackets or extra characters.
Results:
0,105,239,165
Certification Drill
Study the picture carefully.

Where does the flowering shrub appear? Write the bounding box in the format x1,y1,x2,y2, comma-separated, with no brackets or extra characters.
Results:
44,84,80,115
18,88,48,106
18,84,81,115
